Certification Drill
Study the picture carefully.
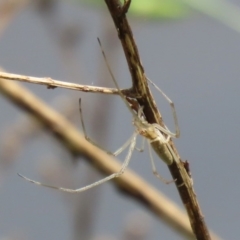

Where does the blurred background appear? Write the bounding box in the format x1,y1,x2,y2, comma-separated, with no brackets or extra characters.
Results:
0,0,240,239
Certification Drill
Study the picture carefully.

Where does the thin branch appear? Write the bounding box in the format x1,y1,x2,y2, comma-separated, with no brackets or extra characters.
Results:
0,79,221,240
104,0,211,239
0,71,123,95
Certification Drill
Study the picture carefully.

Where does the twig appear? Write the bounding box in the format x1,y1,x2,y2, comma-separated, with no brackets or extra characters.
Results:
104,0,211,239
0,71,128,95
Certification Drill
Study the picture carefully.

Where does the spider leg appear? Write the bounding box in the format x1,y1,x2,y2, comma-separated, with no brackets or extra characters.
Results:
147,77,180,138
149,131,171,144
147,141,175,184
134,137,145,152
97,38,139,120
113,132,137,156
18,132,138,193
80,98,139,158
79,98,112,155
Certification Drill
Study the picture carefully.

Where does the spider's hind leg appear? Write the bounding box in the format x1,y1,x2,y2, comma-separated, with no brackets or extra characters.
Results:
148,141,175,184
147,78,180,139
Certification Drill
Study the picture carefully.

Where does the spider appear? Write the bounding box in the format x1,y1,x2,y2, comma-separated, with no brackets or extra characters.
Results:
18,39,180,193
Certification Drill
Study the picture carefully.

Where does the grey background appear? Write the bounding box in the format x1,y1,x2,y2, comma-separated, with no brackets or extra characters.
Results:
0,1,240,239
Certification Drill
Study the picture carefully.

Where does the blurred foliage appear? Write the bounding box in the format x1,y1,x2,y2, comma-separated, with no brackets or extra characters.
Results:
77,0,190,19
75,0,240,33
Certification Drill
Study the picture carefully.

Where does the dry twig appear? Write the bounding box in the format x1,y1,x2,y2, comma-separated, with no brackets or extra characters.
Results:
103,0,211,239
0,71,120,95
